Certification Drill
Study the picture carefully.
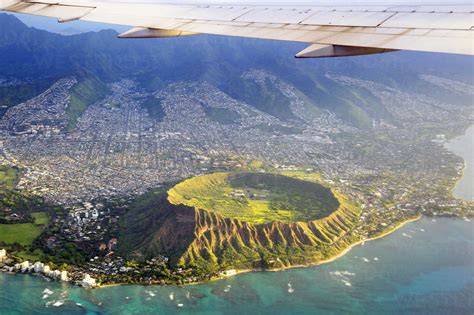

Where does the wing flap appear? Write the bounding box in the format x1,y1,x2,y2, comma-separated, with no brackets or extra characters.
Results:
301,11,396,28
3,1,94,20
381,12,473,30
234,8,317,24
1,1,473,57
385,5,474,13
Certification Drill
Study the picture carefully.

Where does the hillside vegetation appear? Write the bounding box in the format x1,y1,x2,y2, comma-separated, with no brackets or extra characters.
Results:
0,79,53,117
168,172,340,224
66,75,110,131
0,165,20,192
0,166,51,223
120,172,362,272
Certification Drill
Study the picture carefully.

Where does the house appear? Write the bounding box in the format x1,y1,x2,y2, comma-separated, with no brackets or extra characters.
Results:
0,249,6,261
99,244,107,251
108,238,118,251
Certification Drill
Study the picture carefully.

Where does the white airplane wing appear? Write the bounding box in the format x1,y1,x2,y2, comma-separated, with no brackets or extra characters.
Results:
1,1,473,58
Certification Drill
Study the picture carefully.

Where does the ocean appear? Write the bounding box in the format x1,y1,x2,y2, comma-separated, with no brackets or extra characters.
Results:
1,126,473,314
1,217,473,315
445,125,474,201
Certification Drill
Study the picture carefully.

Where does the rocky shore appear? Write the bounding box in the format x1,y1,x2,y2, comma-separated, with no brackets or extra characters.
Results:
0,249,98,288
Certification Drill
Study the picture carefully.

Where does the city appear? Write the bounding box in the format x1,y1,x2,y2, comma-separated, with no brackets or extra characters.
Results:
0,68,472,287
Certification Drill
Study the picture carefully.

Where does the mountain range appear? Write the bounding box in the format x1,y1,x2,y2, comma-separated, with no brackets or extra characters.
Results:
1,13,473,128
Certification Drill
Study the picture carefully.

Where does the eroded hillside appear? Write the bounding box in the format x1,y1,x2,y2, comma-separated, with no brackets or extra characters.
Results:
119,173,362,271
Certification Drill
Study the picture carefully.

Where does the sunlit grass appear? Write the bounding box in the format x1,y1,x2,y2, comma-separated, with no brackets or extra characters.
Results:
0,212,49,245
168,172,340,224
31,212,50,226
0,223,41,245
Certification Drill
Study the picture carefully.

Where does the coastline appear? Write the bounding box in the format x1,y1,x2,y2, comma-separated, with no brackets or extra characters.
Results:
94,214,423,287
216,214,423,279
444,124,474,201
0,215,423,289
270,214,422,273
94,215,423,288
445,139,467,200
2,216,473,314
450,159,466,199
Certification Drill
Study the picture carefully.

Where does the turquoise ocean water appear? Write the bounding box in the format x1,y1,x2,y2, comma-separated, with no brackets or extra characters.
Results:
1,217,473,315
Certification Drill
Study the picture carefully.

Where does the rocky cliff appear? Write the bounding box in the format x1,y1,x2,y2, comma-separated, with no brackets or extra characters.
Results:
119,184,361,270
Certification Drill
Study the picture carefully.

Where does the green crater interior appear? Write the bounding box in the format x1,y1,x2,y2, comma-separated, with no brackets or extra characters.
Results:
168,172,340,224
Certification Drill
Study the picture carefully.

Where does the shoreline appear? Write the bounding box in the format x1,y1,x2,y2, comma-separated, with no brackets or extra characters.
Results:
444,124,474,202
451,159,466,199
251,214,423,274
190,214,424,284
100,214,423,287
0,214,423,289
445,140,467,200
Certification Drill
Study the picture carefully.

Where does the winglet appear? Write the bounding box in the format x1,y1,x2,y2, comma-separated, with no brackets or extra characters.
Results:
296,44,397,58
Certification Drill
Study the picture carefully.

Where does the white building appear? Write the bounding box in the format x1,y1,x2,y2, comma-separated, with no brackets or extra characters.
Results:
81,274,97,288
33,262,45,273
60,270,69,282
0,249,6,261
52,270,61,279
20,261,30,273
91,209,99,220
43,265,51,274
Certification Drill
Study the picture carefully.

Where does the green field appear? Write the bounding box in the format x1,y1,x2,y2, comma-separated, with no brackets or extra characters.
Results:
0,223,41,245
0,165,21,192
168,172,340,224
0,212,49,245
31,212,50,226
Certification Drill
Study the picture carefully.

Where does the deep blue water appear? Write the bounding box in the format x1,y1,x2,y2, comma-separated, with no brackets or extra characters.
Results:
1,217,473,315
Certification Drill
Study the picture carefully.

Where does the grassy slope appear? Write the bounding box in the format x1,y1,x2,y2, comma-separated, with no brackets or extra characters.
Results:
65,76,109,131
31,212,49,226
183,184,362,268
118,184,198,261
168,172,340,224
218,77,298,121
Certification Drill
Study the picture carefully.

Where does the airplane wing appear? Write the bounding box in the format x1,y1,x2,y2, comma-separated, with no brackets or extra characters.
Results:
1,1,473,58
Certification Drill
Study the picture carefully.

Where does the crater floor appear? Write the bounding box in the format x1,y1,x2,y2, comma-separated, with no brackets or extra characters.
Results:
167,172,341,224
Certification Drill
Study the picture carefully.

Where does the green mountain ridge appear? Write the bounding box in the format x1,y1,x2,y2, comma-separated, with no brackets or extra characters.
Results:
66,74,110,131
1,14,472,128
